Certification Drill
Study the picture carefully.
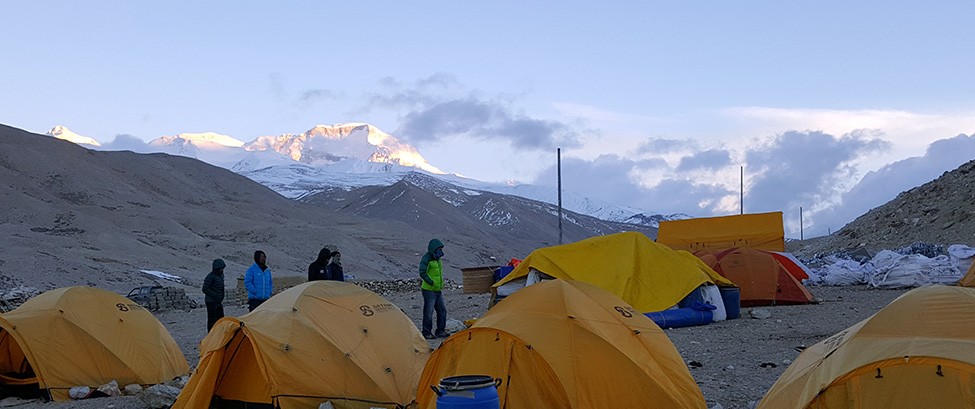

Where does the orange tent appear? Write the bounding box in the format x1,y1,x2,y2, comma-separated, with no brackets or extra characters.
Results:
959,262,975,287
0,287,188,401
173,281,430,409
694,248,814,306
417,280,706,409
758,285,975,409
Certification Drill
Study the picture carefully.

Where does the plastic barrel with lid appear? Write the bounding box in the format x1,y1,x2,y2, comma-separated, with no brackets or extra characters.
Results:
432,375,501,409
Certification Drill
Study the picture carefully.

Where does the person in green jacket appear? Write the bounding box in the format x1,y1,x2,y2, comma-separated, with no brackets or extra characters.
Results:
419,239,448,339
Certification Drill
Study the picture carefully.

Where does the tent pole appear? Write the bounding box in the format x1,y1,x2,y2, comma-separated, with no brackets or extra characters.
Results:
740,165,744,215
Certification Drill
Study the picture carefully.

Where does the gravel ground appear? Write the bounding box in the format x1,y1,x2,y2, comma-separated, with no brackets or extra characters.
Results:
5,283,910,409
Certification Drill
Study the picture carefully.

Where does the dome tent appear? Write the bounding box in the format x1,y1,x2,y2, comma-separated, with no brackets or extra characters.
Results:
173,281,430,409
418,280,706,409
758,285,975,409
0,286,189,401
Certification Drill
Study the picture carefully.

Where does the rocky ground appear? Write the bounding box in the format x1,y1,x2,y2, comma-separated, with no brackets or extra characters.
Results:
3,281,911,409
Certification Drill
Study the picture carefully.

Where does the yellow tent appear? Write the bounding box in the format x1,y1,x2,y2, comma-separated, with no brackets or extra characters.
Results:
173,281,430,409
958,261,975,287
0,286,189,401
758,285,975,409
657,212,785,252
417,280,706,409
493,231,732,312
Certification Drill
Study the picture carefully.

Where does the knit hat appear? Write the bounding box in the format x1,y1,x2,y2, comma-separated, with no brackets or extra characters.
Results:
212,258,226,270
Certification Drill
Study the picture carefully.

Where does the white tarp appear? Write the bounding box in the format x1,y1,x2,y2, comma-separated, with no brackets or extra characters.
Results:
808,245,972,288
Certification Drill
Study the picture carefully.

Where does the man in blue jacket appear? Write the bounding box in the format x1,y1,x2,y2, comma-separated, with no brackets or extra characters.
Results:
245,250,273,311
419,239,448,339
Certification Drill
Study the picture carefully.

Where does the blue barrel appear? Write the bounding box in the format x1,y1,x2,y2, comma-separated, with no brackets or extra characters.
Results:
435,375,500,409
645,308,713,328
719,286,741,319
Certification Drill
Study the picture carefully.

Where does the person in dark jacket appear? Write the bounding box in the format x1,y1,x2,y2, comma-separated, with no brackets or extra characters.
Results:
202,258,226,332
419,239,448,339
307,247,331,281
244,250,273,311
326,251,344,281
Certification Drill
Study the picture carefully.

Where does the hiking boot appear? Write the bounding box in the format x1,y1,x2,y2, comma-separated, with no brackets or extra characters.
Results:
435,331,450,338
423,333,436,340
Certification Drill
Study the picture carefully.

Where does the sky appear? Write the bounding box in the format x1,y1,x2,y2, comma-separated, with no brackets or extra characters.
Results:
3,2,975,239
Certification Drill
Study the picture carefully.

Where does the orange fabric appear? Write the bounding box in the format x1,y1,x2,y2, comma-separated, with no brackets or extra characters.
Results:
694,248,813,306
658,212,785,252
759,286,975,409
173,281,429,409
419,280,706,409
0,287,188,401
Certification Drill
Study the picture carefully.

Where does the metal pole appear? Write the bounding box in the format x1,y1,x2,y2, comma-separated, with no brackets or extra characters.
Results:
558,148,563,244
740,166,743,215
800,206,804,241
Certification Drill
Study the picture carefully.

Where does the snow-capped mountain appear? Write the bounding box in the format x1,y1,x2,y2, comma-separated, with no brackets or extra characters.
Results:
47,125,101,146
50,122,677,227
243,123,444,174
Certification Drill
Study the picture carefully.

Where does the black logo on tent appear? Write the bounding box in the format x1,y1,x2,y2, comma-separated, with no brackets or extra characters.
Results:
360,306,374,316
614,306,633,318
116,303,129,312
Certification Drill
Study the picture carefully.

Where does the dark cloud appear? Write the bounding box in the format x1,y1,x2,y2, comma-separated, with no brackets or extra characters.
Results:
740,130,889,235
395,97,581,150
676,149,732,172
99,134,151,152
807,133,975,236
531,155,732,215
364,74,581,150
637,138,693,155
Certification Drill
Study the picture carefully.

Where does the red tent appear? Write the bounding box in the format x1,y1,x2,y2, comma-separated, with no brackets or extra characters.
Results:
694,248,814,307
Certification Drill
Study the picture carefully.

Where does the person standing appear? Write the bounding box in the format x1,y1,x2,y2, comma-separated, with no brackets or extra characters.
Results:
419,239,448,339
245,250,273,311
307,247,331,281
202,258,226,332
326,251,344,282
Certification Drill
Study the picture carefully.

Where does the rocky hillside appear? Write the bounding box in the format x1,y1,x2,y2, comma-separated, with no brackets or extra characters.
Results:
796,159,975,256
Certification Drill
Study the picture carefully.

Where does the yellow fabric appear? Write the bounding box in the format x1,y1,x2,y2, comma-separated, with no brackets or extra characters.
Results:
657,212,786,252
418,280,706,409
492,231,731,312
0,286,188,401
959,262,975,287
173,281,430,409
758,285,975,409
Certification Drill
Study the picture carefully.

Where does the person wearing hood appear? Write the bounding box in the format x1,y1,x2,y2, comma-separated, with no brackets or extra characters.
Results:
202,258,226,331
419,239,448,339
326,250,344,281
244,250,273,311
307,247,331,281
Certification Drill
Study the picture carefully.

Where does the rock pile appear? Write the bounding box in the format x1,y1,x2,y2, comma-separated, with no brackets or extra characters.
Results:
138,287,198,311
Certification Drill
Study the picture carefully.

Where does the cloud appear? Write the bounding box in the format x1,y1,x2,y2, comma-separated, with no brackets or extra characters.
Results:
100,134,151,152
742,130,889,218
676,149,732,172
364,74,582,150
530,154,732,215
298,89,339,103
637,138,695,155
806,133,975,236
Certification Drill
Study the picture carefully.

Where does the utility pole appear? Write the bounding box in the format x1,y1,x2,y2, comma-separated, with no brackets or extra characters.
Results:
557,148,563,244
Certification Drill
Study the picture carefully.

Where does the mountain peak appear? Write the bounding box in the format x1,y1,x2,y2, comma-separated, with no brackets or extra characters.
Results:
245,123,444,174
47,125,101,147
